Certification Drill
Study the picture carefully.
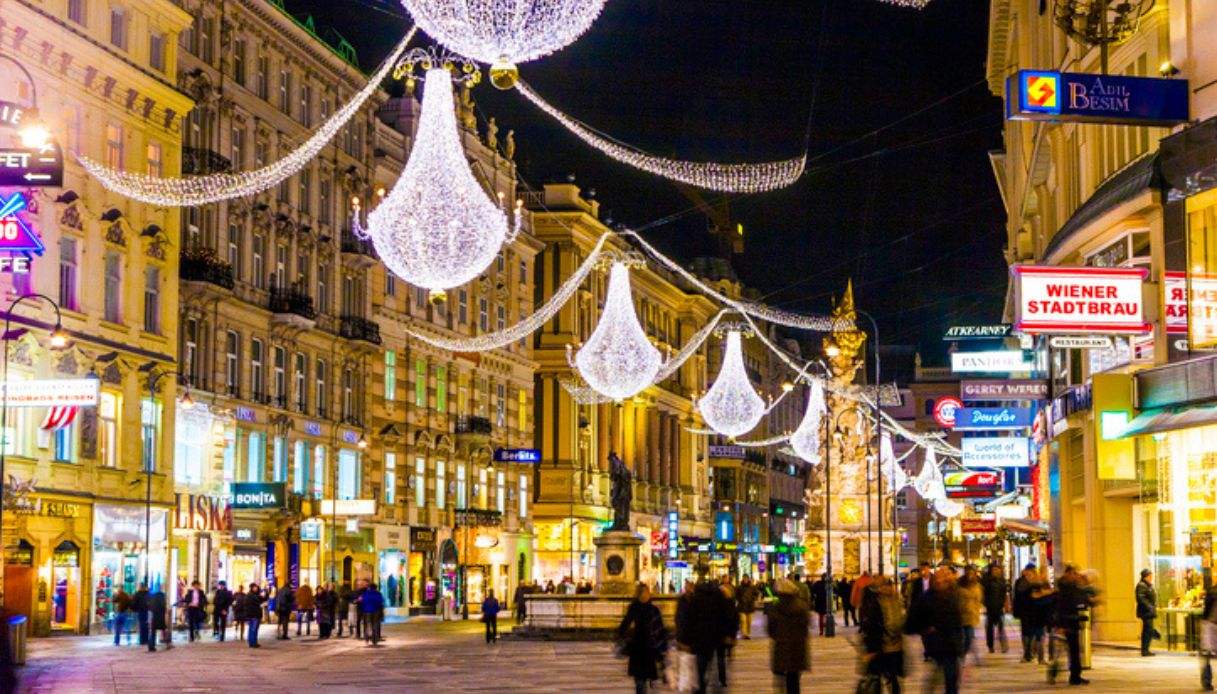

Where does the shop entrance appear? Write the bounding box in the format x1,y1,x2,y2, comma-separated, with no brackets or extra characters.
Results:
230,550,264,589
4,540,34,621
51,541,80,632
408,550,436,612
379,550,407,607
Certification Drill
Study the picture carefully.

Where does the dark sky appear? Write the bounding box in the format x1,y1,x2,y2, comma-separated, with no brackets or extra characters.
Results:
296,0,1007,362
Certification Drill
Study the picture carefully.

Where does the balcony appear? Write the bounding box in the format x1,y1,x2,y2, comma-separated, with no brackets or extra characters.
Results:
179,248,234,290
268,285,316,329
181,146,232,175
338,315,381,345
340,229,377,263
454,414,492,448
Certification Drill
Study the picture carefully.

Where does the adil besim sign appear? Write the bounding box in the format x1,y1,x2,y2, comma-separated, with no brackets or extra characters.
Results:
1013,265,1149,334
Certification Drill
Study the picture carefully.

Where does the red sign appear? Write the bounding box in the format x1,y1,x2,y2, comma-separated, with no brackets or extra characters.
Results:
1164,271,1217,343
0,193,44,255
933,397,963,429
960,518,997,534
944,470,1003,498
1013,265,1149,334
649,531,667,554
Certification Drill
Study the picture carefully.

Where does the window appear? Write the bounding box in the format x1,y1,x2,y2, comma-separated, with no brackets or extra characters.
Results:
458,372,469,416
256,55,269,100
250,338,264,399
273,436,288,483
479,467,488,508
519,475,527,518
233,38,247,85
317,264,329,313
252,235,265,289
246,431,264,482
298,169,311,216
293,440,310,494
341,368,354,419
273,244,286,289
313,445,327,497
146,142,162,177
227,223,241,278
415,457,426,507
143,266,160,334
436,460,446,510
414,359,426,408
458,290,468,324
67,0,85,25
520,259,528,285
225,331,239,395
518,388,527,433
415,286,427,310
149,32,165,71
479,298,488,332
436,366,447,413
497,305,506,332
103,251,122,323
278,69,291,112
294,353,307,412
182,319,198,384
337,449,358,500
54,422,76,463
141,398,161,472
98,392,119,468
105,123,124,170
385,273,396,298
174,413,205,485
58,237,78,310
496,253,504,273
230,126,244,172
63,104,82,155
385,452,397,504
456,464,466,508
109,7,127,49
497,470,506,513
315,359,327,417
384,351,396,402
199,17,214,64
300,84,312,127
319,178,331,224
272,346,286,405
496,383,505,427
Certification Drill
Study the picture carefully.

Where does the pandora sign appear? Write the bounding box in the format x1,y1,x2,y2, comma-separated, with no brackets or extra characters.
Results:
1013,265,1149,335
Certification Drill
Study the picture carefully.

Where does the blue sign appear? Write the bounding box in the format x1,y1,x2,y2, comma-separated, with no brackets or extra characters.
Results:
340,429,360,445
0,193,44,255
954,407,1033,431
235,406,256,423
304,421,322,436
493,448,541,463
666,560,688,569
667,511,679,560
1007,70,1188,126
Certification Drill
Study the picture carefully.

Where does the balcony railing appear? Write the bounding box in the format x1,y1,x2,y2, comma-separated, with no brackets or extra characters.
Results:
340,229,377,258
338,315,381,344
268,285,316,320
179,249,234,289
455,415,493,436
181,146,232,175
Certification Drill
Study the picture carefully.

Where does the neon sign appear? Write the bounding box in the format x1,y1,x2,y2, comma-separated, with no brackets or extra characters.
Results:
0,193,45,257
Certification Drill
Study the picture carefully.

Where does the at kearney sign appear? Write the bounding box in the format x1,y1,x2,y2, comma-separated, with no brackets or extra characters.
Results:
1007,70,1188,126
943,325,1012,341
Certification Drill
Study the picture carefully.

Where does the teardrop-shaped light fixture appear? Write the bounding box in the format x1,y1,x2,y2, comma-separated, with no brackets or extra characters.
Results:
878,431,906,490
934,497,964,518
698,330,766,438
790,380,826,464
572,262,662,401
913,447,945,501
365,68,512,291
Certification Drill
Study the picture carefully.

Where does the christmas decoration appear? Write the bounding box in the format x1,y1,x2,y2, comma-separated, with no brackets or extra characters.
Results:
569,260,663,401
698,328,765,438
789,380,826,464
913,448,947,501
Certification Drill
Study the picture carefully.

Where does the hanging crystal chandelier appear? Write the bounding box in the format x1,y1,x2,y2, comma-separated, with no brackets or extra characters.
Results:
912,447,946,501
698,328,766,438
354,55,520,296
569,259,663,401
878,430,908,491
934,497,964,517
789,380,825,464
400,0,608,89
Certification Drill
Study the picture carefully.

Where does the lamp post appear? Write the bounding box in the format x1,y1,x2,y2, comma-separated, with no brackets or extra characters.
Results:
0,54,51,148
143,368,191,587
0,293,68,606
852,309,883,579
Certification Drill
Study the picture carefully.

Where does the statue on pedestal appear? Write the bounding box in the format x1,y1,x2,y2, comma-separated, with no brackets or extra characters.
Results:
608,452,632,531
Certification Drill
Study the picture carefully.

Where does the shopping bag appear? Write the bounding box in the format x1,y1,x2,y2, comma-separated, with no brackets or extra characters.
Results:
855,674,882,694
674,650,697,693
1203,621,1217,653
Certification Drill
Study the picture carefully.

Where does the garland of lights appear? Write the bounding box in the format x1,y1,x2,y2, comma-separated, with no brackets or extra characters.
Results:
880,0,932,8
357,63,521,293
569,260,663,401
697,329,766,438
78,28,418,206
402,232,611,352
515,81,806,193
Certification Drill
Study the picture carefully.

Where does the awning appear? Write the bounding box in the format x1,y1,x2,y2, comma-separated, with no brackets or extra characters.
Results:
1121,404,1217,438
1000,518,1049,536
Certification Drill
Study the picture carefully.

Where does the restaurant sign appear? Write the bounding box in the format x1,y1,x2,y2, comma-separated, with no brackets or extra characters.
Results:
1012,265,1149,334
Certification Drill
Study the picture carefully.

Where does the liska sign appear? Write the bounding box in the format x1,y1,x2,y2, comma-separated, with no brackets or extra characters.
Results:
1007,70,1188,126
1012,265,1149,335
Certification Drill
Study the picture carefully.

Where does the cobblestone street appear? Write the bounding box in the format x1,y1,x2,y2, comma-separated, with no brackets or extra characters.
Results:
14,616,1202,693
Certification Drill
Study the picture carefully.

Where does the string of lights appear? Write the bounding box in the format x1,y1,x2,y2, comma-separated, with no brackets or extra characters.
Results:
515,81,807,193
77,28,417,206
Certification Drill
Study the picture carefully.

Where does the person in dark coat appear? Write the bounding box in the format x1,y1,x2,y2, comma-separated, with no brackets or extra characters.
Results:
715,583,739,687
980,565,1008,653
1013,564,1039,661
1136,569,1158,656
737,575,759,639
513,581,529,625
315,583,337,639
767,578,810,694
809,574,829,635
676,581,736,694
481,590,501,644
1055,565,1092,685
112,587,132,646
243,583,266,648
360,583,385,645
232,585,247,640
275,583,295,640
132,583,150,646
148,587,168,652
337,583,354,637
618,584,668,694
212,580,233,641
905,567,964,694
860,575,906,694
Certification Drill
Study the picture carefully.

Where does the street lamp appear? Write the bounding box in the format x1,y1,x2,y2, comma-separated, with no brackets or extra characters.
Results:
143,368,189,586
851,309,885,580
0,55,51,149
0,293,68,606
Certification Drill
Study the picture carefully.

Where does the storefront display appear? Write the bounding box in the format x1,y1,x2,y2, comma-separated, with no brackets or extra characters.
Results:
90,504,168,633
52,541,81,632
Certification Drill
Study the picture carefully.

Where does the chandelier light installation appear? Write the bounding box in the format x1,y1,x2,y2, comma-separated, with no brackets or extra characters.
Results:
355,55,520,298
698,328,766,438
400,0,608,89
515,81,806,193
912,447,946,502
569,259,663,401
79,27,417,206
789,380,826,464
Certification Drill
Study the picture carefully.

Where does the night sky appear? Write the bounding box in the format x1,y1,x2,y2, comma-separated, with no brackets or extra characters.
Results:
296,0,1007,363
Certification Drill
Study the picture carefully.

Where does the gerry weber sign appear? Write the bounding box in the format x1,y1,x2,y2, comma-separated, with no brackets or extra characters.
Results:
960,379,1047,401
1006,70,1188,126
1012,265,1149,334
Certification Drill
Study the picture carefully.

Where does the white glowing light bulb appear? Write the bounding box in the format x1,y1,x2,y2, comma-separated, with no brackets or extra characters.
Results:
699,330,765,438
366,69,511,290
401,0,607,66
572,262,662,401
789,380,825,464
913,447,945,501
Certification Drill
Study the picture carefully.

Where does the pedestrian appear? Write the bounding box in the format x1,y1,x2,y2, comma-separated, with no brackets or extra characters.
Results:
618,583,668,694
907,564,933,662
112,587,132,646
181,580,208,642
810,573,829,635
737,575,758,640
233,584,247,641
148,585,168,653
275,582,295,640
1136,569,1157,656
482,589,501,644
958,566,983,666
337,583,354,637
676,581,735,694
716,583,739,688
1013,564,1038,662
295,582,314,636
1201,586,1217,691
850,571,873,625
1029,568,1056,664
354,580,368,639
840,576,856,627
859,575,905,694
981,564,1009,654
1055,565,1092,686
243,583,265,648
133,583,150,646
361,582,385,645
905,567,964,694
767,578,810,694
212,580,233,641
315,583,336,639
513,580,529,625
